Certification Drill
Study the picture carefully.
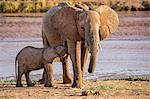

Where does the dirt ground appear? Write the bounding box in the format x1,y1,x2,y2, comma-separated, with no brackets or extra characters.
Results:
0,80,149,99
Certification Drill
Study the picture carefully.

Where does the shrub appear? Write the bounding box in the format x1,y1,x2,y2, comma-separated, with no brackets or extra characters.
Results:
21,3,42,13
111,2,130,11
35,3,42,12
0,2,19,13
131,5,137,11
22,3,34,13
142,1,150,11
0,2,5,13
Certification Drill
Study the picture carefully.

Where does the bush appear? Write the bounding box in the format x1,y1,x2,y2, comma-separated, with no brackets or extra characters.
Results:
21,3,42,13
0,2,5,13
142,1,150,11
22,3,34,12
111,2,125,11
35,3,42,12
0,2,19,13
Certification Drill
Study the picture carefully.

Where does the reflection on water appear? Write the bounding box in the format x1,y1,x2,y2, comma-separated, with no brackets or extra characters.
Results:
0,38,150,80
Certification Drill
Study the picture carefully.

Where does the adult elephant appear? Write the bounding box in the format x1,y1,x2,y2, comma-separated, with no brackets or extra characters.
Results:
41,4,119,88
39,3,88,85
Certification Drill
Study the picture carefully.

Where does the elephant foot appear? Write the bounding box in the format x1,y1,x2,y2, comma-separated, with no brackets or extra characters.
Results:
44,83,54,87
16,83,23,87
38,78,45,84
63,77,72,84
72,81,82,88
27,83,35,87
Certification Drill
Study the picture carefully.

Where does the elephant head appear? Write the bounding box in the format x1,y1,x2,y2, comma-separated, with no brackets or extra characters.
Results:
77,11,100,73
77,5,119,73
78,5,119,73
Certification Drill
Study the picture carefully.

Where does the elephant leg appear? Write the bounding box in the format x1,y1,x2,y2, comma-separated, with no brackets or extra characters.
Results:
39,31,50,84
25,71,35,87
39,57,72,85
44,63,54,87
16,70,23,87
61,55,72,84
81,45,89,82
68,41,82,88
38,71,46,84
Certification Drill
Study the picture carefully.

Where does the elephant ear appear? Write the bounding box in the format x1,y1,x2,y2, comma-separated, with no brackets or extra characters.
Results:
96,5,119,40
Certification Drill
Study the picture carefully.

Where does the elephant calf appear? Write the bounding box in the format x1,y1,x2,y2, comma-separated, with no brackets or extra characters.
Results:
15,46,67,87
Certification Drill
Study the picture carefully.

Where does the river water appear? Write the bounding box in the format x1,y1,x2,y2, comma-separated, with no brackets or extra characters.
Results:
0,38,149,80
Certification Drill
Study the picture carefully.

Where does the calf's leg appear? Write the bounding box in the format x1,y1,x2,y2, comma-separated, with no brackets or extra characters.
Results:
44,63,54,87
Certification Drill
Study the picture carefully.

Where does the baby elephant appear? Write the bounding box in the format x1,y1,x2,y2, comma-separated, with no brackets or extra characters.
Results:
15,46,67,87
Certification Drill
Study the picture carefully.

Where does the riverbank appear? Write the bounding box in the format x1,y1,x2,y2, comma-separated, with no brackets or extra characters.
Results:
0,12,149,40
0,80,149,99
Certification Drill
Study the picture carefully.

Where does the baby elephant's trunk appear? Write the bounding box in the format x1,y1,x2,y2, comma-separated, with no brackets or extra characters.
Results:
55,46,68,57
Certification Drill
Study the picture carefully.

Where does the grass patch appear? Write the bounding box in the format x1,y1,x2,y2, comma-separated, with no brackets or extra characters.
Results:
83,85,113,91
104,76,150,82
0,80,16,83
120,76,150,82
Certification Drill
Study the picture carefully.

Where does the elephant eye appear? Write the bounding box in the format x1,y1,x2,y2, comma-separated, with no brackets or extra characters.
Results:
81,27,85,31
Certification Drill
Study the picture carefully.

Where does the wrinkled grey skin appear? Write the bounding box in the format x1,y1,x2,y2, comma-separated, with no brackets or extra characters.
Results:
15,46,67,87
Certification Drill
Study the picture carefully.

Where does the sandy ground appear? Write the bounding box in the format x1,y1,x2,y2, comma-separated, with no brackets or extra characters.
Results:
0,80,150,99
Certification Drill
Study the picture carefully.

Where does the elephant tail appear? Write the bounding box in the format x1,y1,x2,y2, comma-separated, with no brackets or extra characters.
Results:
15,55,18,81
42,29,50,48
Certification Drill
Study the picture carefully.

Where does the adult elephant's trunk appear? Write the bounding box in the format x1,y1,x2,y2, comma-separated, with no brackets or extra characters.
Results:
88,48,99,73
86,29,100,74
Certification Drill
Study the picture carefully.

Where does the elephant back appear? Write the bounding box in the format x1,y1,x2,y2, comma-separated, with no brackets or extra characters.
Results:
51,7,81,41
96,5,119,39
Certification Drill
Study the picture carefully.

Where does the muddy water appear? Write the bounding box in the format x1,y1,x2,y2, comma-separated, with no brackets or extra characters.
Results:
0,38,150,80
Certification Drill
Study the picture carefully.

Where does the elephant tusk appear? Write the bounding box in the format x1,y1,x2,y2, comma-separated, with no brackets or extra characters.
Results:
98,43,102,51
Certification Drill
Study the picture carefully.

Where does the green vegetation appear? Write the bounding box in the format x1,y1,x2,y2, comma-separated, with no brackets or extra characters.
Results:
0,2,19,13
120,76,150,82
0,1,44,13
0,80,16,83
142,1,150,11
0,0,149,13
104,76,150,82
